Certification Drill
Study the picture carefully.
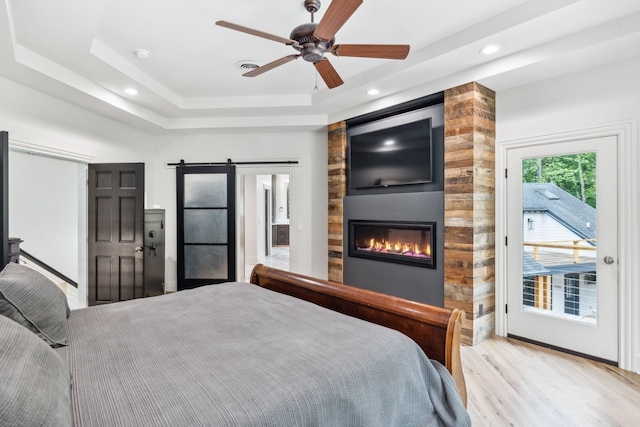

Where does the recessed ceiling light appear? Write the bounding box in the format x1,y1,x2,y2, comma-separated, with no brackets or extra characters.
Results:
124,88,138,95
366,88,380,96
479,44,501,55
135,49,151,59
384,139,395,146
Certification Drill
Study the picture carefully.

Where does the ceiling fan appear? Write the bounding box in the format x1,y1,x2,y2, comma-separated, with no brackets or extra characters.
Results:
216,0,410,89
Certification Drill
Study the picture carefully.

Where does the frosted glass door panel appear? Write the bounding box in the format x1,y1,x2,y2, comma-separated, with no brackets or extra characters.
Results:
184,246,228,279
184,210,227,243
184,174,227,207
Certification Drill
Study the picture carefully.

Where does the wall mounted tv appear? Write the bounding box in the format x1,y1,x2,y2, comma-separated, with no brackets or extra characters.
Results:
347,105,441,190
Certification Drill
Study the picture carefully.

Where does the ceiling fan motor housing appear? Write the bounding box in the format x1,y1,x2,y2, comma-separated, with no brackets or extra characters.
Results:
290,23,334,63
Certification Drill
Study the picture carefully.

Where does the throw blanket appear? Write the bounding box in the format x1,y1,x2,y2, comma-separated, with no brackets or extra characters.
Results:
56,282,470,426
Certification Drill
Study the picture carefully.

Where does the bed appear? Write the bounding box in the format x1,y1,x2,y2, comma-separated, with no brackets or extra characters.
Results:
0,262,470,427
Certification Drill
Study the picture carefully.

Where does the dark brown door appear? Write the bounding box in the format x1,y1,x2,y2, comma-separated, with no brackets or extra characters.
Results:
88,163,144,305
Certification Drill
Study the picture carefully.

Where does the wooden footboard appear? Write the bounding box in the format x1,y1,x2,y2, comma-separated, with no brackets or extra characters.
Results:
250,264,467,406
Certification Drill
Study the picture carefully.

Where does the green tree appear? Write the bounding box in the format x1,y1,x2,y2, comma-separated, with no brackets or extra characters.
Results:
522,153,596,208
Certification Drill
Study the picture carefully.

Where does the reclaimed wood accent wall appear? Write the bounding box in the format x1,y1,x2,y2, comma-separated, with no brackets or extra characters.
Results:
327,82,495,345
443,82,496,345
328,121,347,283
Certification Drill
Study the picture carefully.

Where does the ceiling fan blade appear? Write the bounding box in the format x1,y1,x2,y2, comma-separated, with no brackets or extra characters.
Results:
314,59,344,89
243,55,300,77
313,0,363,41
330,44,410,60
216,21,297,45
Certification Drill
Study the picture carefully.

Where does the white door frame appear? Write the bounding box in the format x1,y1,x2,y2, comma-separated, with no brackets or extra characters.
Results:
235,165,296,281
495,121,638,372
9,139,94,308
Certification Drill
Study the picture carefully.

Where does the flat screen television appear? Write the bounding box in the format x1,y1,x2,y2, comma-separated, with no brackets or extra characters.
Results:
347,106,437,190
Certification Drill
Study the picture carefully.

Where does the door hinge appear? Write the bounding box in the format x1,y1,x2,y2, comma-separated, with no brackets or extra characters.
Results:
505,168,508,178
505,304,508,314
505,236,508,246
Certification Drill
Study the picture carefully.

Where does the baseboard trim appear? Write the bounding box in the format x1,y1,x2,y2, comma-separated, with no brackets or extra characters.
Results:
507,334,618,367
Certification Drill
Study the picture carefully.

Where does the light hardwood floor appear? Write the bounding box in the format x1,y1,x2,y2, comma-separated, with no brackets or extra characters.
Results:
461,336,640,426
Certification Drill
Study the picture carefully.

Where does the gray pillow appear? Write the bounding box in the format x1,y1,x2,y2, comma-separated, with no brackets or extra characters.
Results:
0,262,70,347
0,314,72,427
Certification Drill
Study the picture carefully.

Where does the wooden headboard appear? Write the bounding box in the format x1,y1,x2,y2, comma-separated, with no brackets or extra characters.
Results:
250,264,467,406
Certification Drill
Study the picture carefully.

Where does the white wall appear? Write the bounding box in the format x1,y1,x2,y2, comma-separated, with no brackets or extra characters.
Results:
0,77,153,163
496,54,640,372
496,56,640,141
8,151,82,281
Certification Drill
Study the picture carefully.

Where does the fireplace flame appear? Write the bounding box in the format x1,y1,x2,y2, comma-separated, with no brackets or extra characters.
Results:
363,238,431,258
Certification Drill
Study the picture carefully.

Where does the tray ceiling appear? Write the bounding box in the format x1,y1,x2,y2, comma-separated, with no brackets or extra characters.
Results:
1,0,638,132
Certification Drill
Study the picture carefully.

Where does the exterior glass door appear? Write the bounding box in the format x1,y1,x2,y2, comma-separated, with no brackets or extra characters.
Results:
506,137,618,362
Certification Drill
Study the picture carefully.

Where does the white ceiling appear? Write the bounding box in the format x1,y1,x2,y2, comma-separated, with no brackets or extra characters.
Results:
1,0,639,133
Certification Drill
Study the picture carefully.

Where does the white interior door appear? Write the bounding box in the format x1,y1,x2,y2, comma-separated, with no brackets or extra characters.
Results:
506,136,618,362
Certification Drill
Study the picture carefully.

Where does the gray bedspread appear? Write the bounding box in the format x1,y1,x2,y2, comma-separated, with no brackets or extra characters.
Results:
56,282,470,427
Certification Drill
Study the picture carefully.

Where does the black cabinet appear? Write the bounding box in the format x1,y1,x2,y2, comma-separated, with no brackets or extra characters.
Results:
272,224,289,246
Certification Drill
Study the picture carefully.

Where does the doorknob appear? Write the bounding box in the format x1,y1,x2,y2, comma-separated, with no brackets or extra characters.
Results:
603,256,615,265
135,246,144,252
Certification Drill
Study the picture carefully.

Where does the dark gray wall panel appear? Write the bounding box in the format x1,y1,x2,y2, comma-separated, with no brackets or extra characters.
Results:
343,192,444,306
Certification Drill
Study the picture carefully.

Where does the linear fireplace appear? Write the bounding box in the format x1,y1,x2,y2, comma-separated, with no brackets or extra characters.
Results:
348,220,436,269
343,192,444,306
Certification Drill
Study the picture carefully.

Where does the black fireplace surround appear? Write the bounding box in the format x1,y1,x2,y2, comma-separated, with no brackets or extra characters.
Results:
348,220,436,269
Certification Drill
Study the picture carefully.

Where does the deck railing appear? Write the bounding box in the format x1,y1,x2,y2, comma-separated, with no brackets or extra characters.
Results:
523,239,596,264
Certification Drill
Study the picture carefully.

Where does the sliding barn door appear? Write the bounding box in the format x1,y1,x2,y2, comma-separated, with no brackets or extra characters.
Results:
87,163,145,305
176,165,236,290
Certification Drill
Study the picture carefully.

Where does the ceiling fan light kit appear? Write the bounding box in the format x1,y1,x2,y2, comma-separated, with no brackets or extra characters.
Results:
216,0,410,89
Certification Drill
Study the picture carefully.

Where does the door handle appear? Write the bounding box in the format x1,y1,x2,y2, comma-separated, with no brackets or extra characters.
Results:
603,256,615,265
135,246,144,252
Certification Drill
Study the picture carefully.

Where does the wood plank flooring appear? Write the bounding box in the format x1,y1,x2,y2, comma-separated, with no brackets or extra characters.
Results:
461,336,640,426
